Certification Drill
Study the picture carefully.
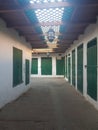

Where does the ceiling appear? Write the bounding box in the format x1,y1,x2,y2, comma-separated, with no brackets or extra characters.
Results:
0,0,98,54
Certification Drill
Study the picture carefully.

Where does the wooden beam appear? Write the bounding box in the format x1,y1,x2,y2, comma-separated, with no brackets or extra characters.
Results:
29,38,74,44
19,32,38,35
28,40,45,42
7,22,63,28
61,38,74,41
7,22,90,28
57,39,75,44
31,42,45,45
32,48,54,53
19,32,79,38
26,35,40,38
31,45,48,48
57,43,70,47
32,46,47,49
19,31,82,36
0,2,72,13
39,21,64,26
0,2,98,13
53,48,67,52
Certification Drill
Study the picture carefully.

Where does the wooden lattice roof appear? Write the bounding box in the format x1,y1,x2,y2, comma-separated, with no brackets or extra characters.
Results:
0,0,98,53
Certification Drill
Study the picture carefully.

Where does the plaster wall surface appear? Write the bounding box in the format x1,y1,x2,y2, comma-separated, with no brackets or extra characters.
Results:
0,18,32,108
65,18,98,109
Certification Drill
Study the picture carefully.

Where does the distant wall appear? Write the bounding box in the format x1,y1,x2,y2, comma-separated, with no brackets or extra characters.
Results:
31,54,65,77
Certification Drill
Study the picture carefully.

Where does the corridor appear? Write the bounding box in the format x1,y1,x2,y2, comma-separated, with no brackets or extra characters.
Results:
0,78,98,130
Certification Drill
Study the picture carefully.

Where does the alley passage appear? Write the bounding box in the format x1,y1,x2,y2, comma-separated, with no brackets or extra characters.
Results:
0,78,98,130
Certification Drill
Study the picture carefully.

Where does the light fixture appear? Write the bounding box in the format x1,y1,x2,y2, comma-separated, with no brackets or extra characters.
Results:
47,27,55,42
35,7,64,43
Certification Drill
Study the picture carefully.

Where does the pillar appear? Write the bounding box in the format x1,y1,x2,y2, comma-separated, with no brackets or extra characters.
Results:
83,43,87,97
38,57,41,76
75,47,77,90
52,56,56,76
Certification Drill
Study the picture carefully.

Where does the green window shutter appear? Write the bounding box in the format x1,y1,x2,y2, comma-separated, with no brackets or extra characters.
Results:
87,38,97,100
56,57,65,75
62,57,65,76
68,56,71,82
31,58,38,74
77,44,83,93
72,50,75,86
41,57,52,75
13,47,22,87
25,59,30,85
65,55,67,78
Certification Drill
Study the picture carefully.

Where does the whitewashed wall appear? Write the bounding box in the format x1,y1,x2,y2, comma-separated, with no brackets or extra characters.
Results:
64,17,98,109
0,18,32,108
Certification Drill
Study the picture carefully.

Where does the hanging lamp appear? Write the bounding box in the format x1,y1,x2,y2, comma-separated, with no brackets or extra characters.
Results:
47,27,55,42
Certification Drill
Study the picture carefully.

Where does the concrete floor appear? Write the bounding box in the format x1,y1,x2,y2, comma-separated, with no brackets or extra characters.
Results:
0,78,98,130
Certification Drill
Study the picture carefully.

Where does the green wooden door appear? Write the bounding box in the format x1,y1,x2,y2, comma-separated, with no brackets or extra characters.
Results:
65,55,67,78
77,44,83,93
56,57,65,75
87,38,97,100
13,47,22,87
72,50,75,86
41,57,52,75
31,58,38,74
25,59,30,85
68,56,71,82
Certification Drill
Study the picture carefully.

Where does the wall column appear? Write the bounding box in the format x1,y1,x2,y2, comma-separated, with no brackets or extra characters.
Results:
70,52,72,85
83,43,87,97
97,36,98,102
38,57,41,76
52,56,56,76
67,54,69,79
75,47,77,90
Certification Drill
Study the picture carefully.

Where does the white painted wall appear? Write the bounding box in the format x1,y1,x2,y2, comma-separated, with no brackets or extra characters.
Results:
0,18,32,108
64,17,98,109
75,47,77,90
31,53,64,77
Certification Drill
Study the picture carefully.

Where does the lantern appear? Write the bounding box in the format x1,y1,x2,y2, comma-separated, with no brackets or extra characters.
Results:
47,28,55,42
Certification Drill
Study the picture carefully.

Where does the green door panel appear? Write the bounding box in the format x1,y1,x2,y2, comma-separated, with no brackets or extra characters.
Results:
87,38,97,100
68,56,71,82
41,57,52,75
13,47,22,87
56,57,65,75
31,58,38,74
77,44,83,93
25,59,30,85
72,50,75,86
65,55,67,78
